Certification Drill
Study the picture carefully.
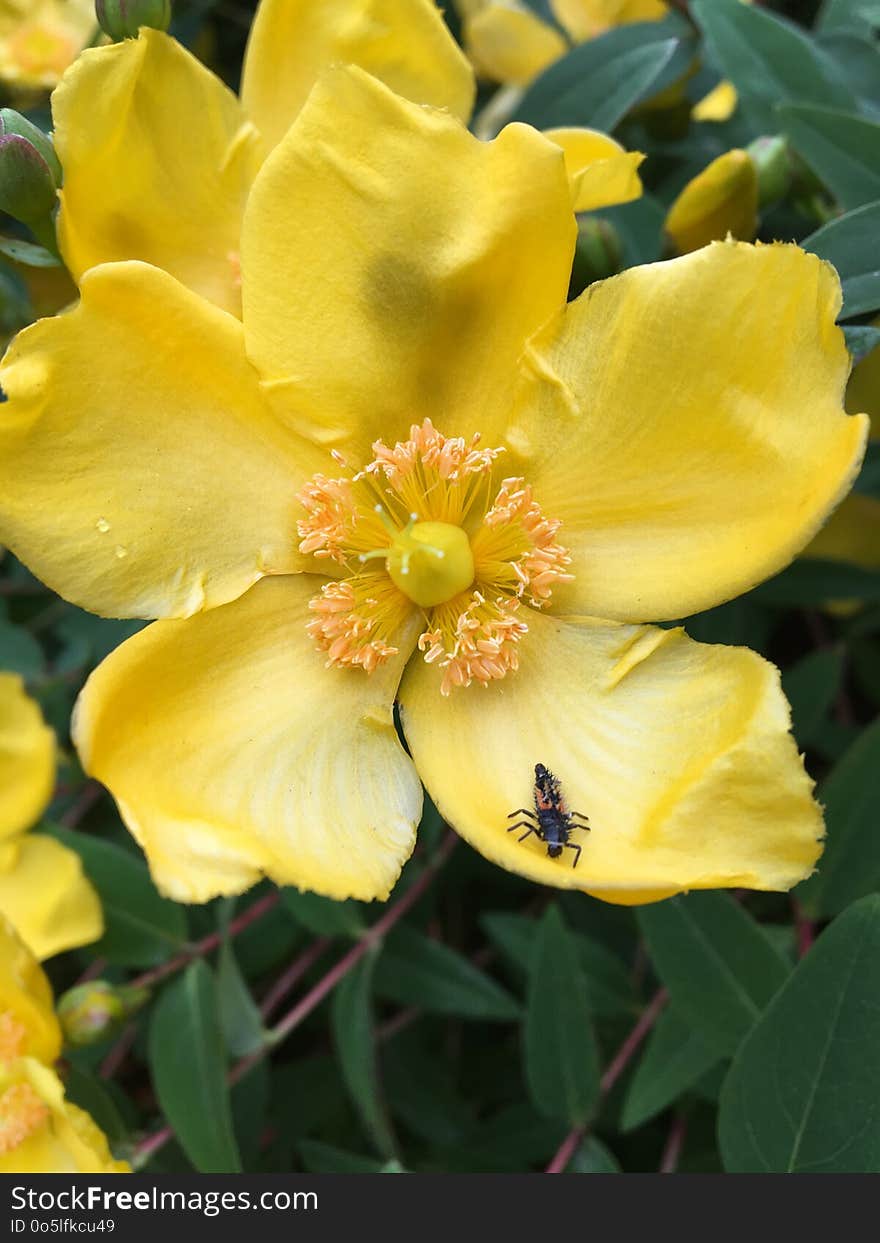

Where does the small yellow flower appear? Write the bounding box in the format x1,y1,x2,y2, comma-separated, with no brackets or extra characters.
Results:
664,149,759,255
0,1057,128,1173
49,0,642,321
462,0,668,86
0,69,867,907
0,0,95,92
0,916,61,1066
0,674,102,959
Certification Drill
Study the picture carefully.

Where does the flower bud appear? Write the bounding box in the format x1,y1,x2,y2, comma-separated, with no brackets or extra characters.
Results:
96,0,172,41
0,111,62,186
56,981,146,1046
746,135,793,208
569,217,622,296
0,133,57,226
664,149,759,256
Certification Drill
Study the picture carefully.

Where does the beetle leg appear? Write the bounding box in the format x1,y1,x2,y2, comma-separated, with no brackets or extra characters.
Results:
507,809,537,820
564,842,582,869
507,821,535,834
517,827,538,843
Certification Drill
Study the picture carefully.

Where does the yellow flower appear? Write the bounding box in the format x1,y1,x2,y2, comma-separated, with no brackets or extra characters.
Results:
0,915,61,1066
0,1057,128,1172
0,69,867,906
0,0,95,92
462,0,668,86
664,149,759,255
0,674,102,959
49,0,642,320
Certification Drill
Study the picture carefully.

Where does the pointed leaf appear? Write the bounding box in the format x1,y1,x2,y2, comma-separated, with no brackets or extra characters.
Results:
331,953,396,1160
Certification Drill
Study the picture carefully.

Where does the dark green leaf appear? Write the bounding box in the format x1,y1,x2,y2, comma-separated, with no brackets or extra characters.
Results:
49,826,188,966
216,939,266,1058
752,558,880,606
331,952,396,1159
298,1140,385,1173
802,200,880,317
524,906,600,1126
230,1059,269,1170
781,645,845,747
637,892,790,1056
63,1064,128,1145
0,234,62,267
482,912,635,1016
817,0,880,36
0,621,44,679
280,888,364,937
817,33,880,118
799,717,880,916
148,962,241,1173
692,0,856,130
374,928,521,1021
779,104,880,210
568,1136,622,1173
720,895,880,1171
513,22,692,133
621,1006,722,1131
844,324,880,362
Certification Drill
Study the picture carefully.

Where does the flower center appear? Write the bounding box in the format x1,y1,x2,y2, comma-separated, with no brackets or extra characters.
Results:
8,23,78,78
0,1081,48,1154
297,419,572,694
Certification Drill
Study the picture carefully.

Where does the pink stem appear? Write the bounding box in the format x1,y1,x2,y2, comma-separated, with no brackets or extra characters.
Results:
659,1113,688,1174
260,937,332,1019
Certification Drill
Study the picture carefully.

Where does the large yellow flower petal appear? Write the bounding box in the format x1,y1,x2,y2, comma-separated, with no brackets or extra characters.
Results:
464,4,567,86
400,611,822,904
0,674,53,842
242,0,475,154
506,242,868,622
0,916,61,1065
551,0,668,42
73,576,422,905
545,126,643,212
53,30,259,315
664,150,758,255
0,834,102,961
0,261,325,621
0,1058,128,1173
243,65,575,458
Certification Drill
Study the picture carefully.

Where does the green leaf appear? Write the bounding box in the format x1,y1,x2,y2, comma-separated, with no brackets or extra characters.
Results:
719,895,880,1172
802,200,880,317
781,645,845,747
637,893,790,1056
280,888,364,937
799,718,880,917
844,324,880,362
621,1006,722,1131
568,1136,622,1173
481,912,635,1016
63,1064,128,1145
779,104,880,210
752,558,880,606
216,939,266,1058
49,826,188,966
148,962,241,1173
298,1140,386,1173
817,0,880,36
513,21,692,133
524,906,600,1126
0,620,44,679
817,33,880,118
374,928,521,1021
331,953,396,1159
691,0,856,130
0,234,62,268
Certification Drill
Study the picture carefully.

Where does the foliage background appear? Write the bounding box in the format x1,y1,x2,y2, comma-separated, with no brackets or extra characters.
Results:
1,0,879,1174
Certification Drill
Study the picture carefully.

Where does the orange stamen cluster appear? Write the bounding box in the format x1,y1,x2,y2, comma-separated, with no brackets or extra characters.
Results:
0,1081,48,1154
0,1013,27,1063
297,420,573,693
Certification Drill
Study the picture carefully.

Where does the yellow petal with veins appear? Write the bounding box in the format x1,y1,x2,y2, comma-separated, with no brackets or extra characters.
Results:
0,675,53,843
545,126,643,212
242,0,475,154
243,65,575,460
0,835,102,962
505,241,868,622
74,577,422,904
0,916,61,1065
53,29,259,315
400,611,822,903
0,261,327,621
464,4,567,86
